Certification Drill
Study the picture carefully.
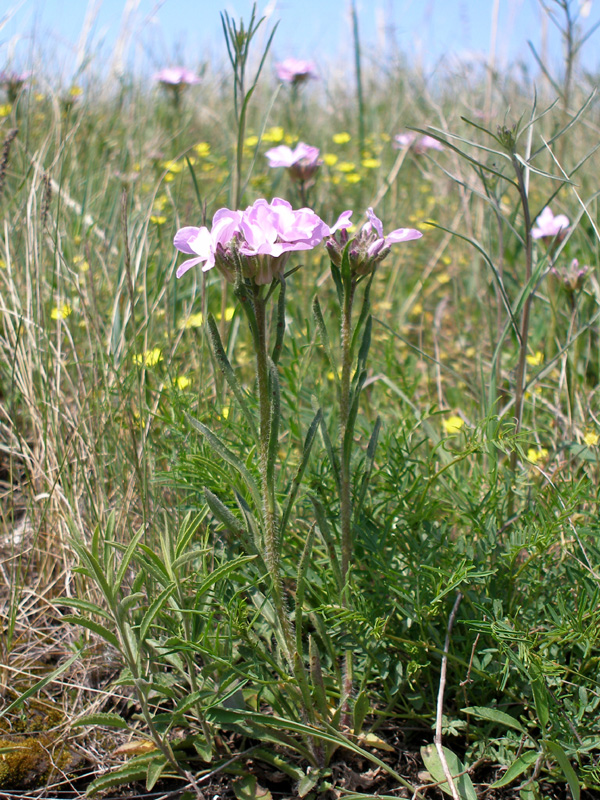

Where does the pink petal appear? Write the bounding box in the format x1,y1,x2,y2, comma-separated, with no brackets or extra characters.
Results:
385,228,423,244
176,256,206,278
174,226,208,255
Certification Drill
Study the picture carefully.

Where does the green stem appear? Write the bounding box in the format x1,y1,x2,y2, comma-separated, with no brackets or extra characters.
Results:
339,279,356,719
252,286,294,665
510,157,534,474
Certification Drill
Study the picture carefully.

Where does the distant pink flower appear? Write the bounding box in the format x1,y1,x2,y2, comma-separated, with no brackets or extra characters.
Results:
394,132,444,155
550,258,589,292
393,132,417,149
265,142,321,184
326,207,422,276
174,198,351,285
0,69,30,101
532,206,570,241
275,58,317,85
154,67,200,87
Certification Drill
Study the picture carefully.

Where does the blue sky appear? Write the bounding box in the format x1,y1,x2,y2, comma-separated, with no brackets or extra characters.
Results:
2,0,599,81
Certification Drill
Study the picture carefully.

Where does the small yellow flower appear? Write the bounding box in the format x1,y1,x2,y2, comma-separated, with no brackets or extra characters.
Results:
345,173,361,183
154,194,168,210
176,376,191,390
150,215,166,225
437,273,451,284
244,135,259,148
0,258,6,269
361,158,381,169
69,86,83,97
133,348,163,367
0,104,12,117
162,159,182,173
194,142,211,157
35,93,45,102
441,255,451,265
442,415,464,434
584,431,599,447
410,302,423,316
465,346,476,358
527,447,549,463
221,405,230,420
323,153,338,166
262,125,284,143
336,161,356,173
178,312,204,329
333,132,351,144
201,162,215,173
216,307,235,322
526,351,544,366
50,303,72,320
164,173,175,183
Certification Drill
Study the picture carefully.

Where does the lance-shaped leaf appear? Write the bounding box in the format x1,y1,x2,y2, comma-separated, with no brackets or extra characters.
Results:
186,413,261,508
280,409,321,542
271,277,286,365
312,296,339,383
311,496,343,591
207,312,258,439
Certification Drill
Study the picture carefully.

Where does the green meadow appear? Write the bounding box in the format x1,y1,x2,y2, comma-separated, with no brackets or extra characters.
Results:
1,3,600,798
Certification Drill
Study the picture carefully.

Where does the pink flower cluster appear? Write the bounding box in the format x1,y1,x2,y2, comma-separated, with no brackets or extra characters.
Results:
275,58,317,85
174,198,351,285
326,208,422,275
153,67,200,87
265,142,321,184
394,132,444,155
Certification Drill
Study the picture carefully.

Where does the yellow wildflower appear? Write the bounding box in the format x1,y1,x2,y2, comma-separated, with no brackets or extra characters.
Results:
345,173,361,183
323,153,338,166
410,303,423,316
361,158,381,169
333,132,351,144
216,307,235,322
244,135,259,148
437,273,451,284
465,346,476,358
154,194,168,210
442,415,464,434
0,258,6,269
527,447,549,463
194,142,210,157
262,126,284,143
133,348,163,367
162,160,182,173
0,104,12,117
336,162,356,173
176,376,191,390
50,303,72,320
526,351,544,366
69,86,83,97
150,215,166,225
221,405,230,420
584,431,599,447
178,312,204,329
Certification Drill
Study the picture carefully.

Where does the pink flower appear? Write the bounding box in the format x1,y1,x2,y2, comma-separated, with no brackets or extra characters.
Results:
174,208,242,278
0,69,30,102
393,132,417,149
326,207,422,276
265,142,321,183
275,58,317,85
174,198,352,285
393,132,444,155
154,67,200,87
532,206,570,241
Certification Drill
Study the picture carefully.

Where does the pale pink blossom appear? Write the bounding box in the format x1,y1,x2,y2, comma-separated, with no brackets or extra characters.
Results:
265,142,321,184
154,67,200,87
393,132,444,155
275,58,317,85
532,206,570,241
174,198,352,285
326,207,422,276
